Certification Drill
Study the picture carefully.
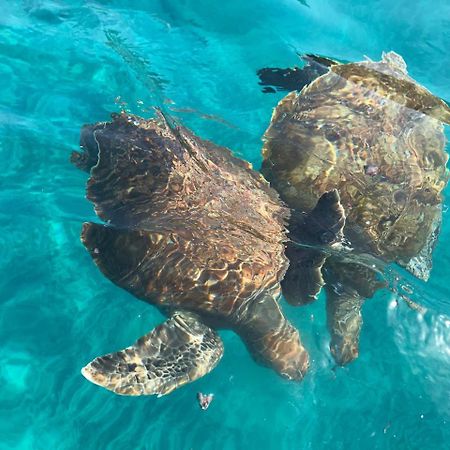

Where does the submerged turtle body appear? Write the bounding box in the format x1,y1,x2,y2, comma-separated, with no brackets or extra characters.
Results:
261,52,450,364
72,112,345,395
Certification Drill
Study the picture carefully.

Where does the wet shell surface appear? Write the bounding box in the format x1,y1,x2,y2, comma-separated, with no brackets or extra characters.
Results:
262,52,449,268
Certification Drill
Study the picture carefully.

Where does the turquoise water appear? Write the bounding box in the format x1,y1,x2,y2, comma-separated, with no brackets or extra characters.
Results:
1,1,450,448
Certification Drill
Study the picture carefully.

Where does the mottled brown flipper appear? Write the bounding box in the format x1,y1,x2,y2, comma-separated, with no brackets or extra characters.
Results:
323,259,387,365
233,289,309,380
282,189,346,306
82,311,224,396
324,284,364,366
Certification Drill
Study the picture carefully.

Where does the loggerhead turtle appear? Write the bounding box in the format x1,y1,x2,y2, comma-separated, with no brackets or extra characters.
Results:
71,111,345,395
260,52,450,365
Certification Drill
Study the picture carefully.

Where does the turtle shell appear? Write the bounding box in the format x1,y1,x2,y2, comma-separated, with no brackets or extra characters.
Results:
262,52,449,265
73,112,290,321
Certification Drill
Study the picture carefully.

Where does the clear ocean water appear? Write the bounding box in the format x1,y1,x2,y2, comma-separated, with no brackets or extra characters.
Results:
1,1,450,449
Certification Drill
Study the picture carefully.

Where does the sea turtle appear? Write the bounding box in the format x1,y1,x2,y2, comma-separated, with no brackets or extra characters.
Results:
260,52,450,365
71,111,345,395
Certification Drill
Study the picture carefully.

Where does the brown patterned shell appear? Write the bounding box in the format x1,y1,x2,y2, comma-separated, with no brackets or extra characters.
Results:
262,52,450,264
72,112,289,324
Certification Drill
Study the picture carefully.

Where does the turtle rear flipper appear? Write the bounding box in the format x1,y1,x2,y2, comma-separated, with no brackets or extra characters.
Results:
282,189,346,306
257,54,337,93
82,311,224,396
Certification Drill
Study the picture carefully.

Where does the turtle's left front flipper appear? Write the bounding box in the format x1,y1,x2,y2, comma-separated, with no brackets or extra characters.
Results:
82,311,223,396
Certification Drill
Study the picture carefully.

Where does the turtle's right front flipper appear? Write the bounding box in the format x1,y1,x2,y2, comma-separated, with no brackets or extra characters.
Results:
323,259,387,365
325,284,364,366
82,311,224,396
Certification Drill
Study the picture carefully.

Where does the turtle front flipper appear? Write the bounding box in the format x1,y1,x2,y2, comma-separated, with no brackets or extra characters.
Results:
256,54,337,93
323,259,387,365
82,311,224,396
324,284,364,366
233,290,309,380
282,189,346,306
